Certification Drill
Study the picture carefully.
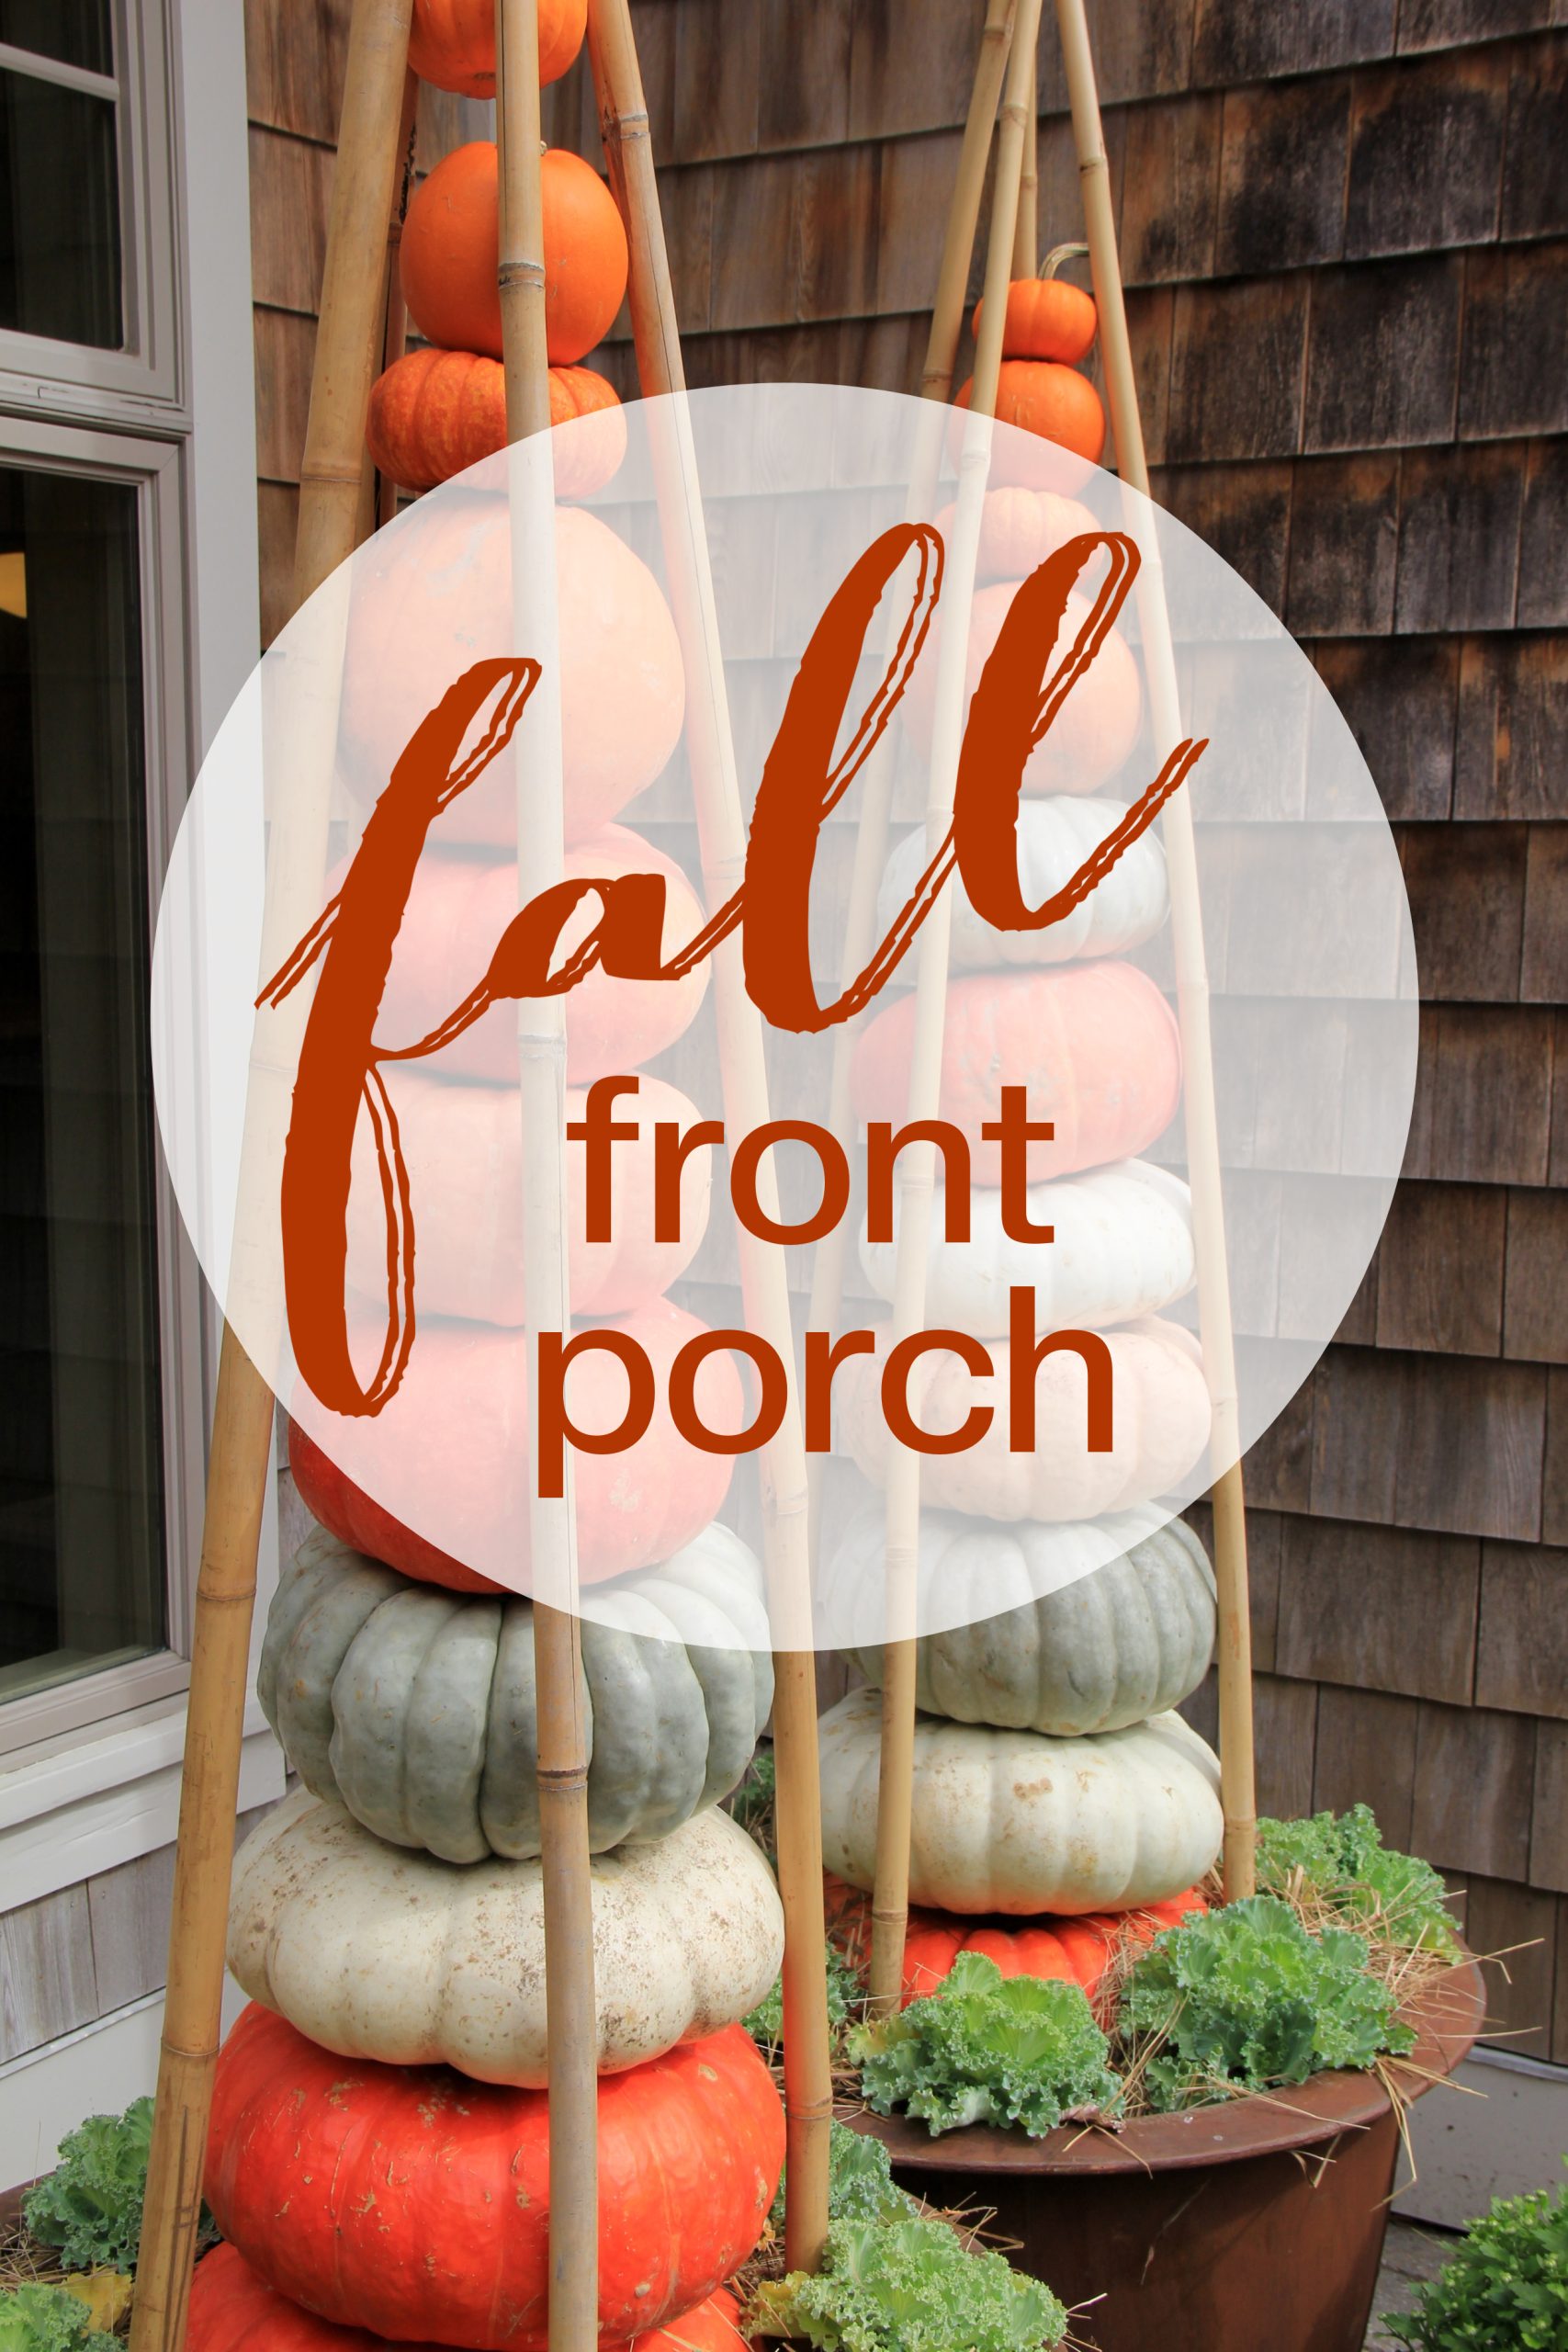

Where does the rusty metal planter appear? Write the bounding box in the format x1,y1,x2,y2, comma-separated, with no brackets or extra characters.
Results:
846,1959,1485,2352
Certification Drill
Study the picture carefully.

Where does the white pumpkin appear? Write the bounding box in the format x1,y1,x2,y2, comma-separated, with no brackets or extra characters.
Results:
818,1687,1223,1915
822,1499,1215,1735
227,1789,784,2086
836,1315,1211,1521
859,1159,1194,1336
878,798,1168,972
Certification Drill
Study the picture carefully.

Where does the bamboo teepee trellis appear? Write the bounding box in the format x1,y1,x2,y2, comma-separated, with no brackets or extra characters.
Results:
130,0,1258,2342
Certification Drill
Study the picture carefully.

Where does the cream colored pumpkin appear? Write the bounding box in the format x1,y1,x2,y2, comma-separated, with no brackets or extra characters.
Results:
836,1315,1211,1521
878,797,1168,971
860,1159,1194,1337
228,1790,783,2086
818,1687,1222,1915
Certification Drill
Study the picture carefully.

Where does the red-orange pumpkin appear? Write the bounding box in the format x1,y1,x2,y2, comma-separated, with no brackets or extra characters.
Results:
901,1887,1210,2014
288,1296,744,1594
367,347,626,495
345,1069,711,1325
956,359,1106,473
400,141,628,365
935,484,1100,584
188,2245,747,2352
339,501,684,843
409,0,586,97
973,251,1099,366
899,571,1141,797
374,827,709,1083
850,963,1181,1187
205,2006,780,2351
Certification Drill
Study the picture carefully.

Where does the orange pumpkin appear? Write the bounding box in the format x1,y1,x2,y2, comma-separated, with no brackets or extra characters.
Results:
900,571,1142,797
188,2245,747,2352
973,243,1098,365
366,347,625,495
409,0,586,97
345,1069,712,1325
288,1295,745,1594
957,358,1107,466
374,826,709,1083
205,2006,780,2350
902,1887,1209,2017
850,962,1182,1188
400,141,628,366
935,484,1100,583
338,501,685,842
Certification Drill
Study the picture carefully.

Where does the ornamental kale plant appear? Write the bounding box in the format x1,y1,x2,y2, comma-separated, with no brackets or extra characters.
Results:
767,2119,917,2238
1257,1804,1460,1954
1120,1894,1414,2110
751,2216,1066,2352
745,1939,860,2052
22,2097,157,2275
851,1951,1120,2137
1385,2169,1568,2349
0,2287,97,2352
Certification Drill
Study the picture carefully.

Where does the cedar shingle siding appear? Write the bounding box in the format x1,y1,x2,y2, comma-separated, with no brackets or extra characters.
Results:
251,0,1568,2064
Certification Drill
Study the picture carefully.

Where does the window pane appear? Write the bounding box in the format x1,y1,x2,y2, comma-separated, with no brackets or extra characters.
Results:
0,465,165,1707
0,66,121,348
0,1,112,75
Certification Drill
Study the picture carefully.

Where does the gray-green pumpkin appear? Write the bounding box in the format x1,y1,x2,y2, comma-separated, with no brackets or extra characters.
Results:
826,1500,1215,1736
258,1520,773,1863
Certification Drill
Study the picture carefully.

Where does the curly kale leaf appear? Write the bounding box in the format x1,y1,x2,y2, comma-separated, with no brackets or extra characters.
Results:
752,2217,1066,2352
1257,1804,1459,1954
1386,2166,1568,2350
22,2098,158,2275
0,2287,98,2351
745,1939,860,2051
850,1952,1120,2138
1121,1894,1415,2110
768,2119,918,2238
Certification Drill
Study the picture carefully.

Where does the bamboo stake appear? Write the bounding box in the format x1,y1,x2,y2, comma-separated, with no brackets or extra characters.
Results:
495,6,599,2347
867,0,1046,2017
803,0,1018,1580
1013,78,1038,280
585,0,832,2273
130,8,415,2349
1054,0,1257,1897
375,67,421,532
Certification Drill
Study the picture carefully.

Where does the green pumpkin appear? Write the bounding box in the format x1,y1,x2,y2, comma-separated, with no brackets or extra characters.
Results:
258,1521,773,1863
828,1501,1215,1736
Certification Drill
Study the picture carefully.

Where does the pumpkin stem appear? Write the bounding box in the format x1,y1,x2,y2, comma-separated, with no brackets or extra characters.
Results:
1041,239,1090,279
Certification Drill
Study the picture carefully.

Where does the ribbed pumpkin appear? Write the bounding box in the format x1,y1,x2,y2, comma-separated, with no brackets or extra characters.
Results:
288,1297,744,1594
973,249,1098,366
409,0,586,97
345,1069,711,1326
900,576,1141,797
878,801,1168,973
258,1522,773,1860
188,2246,746,2352
900,1887,1207,2011
935,484,1099,583
958,359,1107,466
400,141,627,365
823,1501,1215,1736
860,1159,1194,1335
818,1688,1224,1915
206,2005,782,2350
228,1791,784,2084
834,1316,1211,1523
339,502,684,842
850,963,1182,1188
366,347,626,495
378,827,708,1083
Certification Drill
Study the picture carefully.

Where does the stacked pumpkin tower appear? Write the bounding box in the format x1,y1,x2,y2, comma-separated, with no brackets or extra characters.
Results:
818,257,1226,2010
187,7,785,2347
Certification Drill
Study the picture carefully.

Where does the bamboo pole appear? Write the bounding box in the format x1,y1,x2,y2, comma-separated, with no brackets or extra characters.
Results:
375,67,421,532
495,6,600,2347
130,8,415,2350
585,0,832,2273
803,0,1018,1582
1054,0,1257,1898
1013,77,1038,279
866,0,1046,2017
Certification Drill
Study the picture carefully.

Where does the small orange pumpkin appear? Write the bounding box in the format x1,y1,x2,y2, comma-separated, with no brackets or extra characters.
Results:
400,141,628,366
957,358,1106,467
974,242,1098,364
367,347,625,493
409,0,586,97
934,484,1100,582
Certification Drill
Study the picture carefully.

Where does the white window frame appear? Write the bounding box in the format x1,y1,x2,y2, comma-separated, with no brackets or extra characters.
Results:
0,0,280,1848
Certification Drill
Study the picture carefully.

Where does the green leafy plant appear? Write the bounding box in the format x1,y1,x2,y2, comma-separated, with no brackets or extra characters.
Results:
728,1747,776,1849
745,1939,860,2052
767,2118,917,2238
1257,1804,1459,1954
0,2285,98,2351
1385,2168,1568,2349
751,2216,1066,2351
21,2096,215,2277
1120,1894,1413,2110
850,1951,1120,2138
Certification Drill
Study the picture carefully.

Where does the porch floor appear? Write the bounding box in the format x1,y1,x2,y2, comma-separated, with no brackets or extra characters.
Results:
1365,2217,1459,2345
